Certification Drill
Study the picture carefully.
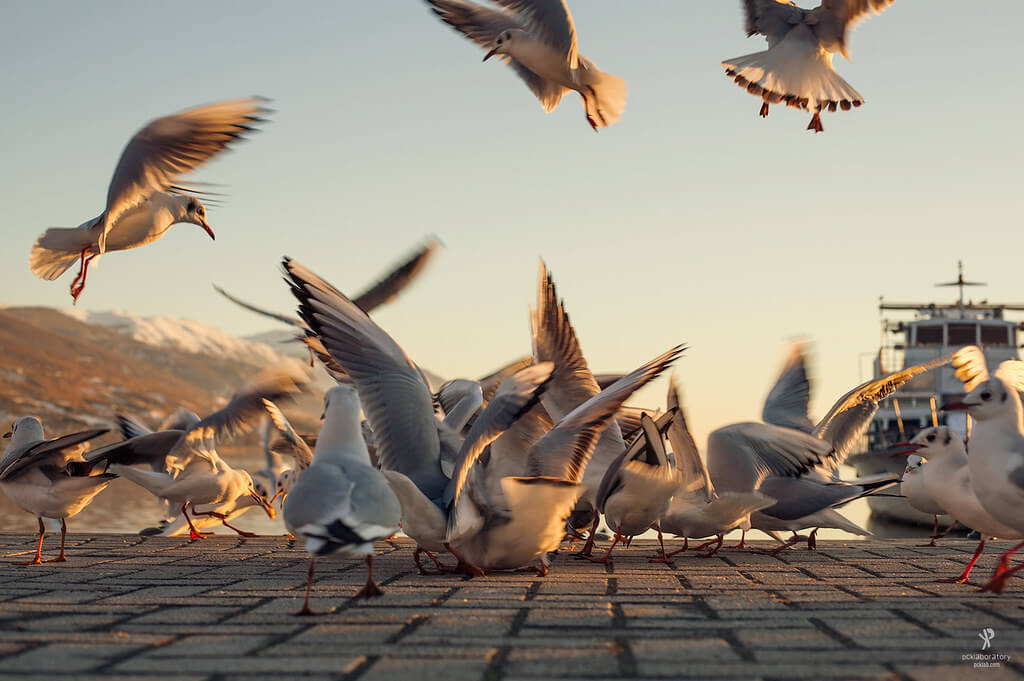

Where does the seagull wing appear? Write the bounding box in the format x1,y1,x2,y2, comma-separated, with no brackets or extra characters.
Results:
0,428,109,480
284,258,448,503
493,0,578,65
526,346,684,482
742,0,804,44
762,342,814,432
351,237,441,312
214,284,306,328
813,354,950,461
666,377,716,503
262,399,314,470
810,0,896,59
102,97,270,243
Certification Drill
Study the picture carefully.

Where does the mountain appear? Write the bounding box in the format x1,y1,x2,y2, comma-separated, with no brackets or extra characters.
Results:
0,307,320,440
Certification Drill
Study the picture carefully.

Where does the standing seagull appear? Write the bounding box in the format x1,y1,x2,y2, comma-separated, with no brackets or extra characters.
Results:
0,419,113,564
284,385,402,614
30,97,270,302
425,0,627,130
722,1,896,132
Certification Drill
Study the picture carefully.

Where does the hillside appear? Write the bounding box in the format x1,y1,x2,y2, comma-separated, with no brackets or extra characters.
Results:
0,307,320,440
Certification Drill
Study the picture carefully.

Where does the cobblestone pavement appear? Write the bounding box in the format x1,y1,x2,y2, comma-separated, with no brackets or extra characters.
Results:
0,535,1022,680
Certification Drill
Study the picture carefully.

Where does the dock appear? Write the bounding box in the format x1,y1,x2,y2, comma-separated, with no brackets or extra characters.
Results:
0,536,1022,680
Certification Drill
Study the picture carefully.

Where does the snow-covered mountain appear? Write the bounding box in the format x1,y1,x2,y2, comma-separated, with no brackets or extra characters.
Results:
61,309,284,366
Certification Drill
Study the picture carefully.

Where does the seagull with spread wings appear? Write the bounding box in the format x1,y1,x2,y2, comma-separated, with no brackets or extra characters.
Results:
30,97,270,302
722,0,895,132
425,0,627,130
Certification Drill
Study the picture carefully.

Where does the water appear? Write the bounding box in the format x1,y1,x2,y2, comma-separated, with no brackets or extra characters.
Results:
0,455,932,540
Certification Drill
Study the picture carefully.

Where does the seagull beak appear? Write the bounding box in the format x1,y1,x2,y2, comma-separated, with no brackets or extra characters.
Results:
251,491,276,519
200,218,215,241
483,47,499,62
269,490,285,506
888,442,922,455
941,400,971,411
2,431,10,439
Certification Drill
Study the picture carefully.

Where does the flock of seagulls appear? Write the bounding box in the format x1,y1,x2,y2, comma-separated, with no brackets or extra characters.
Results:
9,0,1021,611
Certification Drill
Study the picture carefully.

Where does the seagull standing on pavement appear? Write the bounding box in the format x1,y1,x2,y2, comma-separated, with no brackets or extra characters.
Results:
30,97,270,302
722,0,896,132
284,385,402,613
425,0,627,130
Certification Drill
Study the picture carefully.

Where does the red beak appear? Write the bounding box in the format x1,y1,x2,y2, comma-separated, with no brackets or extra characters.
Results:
200,219,215,241
483,47,498,62
942,400,969,411
888,442,922,455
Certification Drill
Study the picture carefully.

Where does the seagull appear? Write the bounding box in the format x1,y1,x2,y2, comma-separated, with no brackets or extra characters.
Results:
85,364,309,538
284,385,403,613
722,0,896,132
30,97,270,302
590,412,685,563
425,0,627,130
944,347,1024,592
531,261,632,556
708,342,946,552
444,346,684,573
892,450,954,546
260,398,315,507
653,378,776,562
281,256,557,574
0,419,113,564
902,427,1023,584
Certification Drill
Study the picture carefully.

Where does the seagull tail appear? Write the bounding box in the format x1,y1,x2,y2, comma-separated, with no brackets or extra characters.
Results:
579,57,627,129
29,225,97,281
722,32,864,115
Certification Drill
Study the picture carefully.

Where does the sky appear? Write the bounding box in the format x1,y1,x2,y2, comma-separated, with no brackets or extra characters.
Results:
2,1,1023,446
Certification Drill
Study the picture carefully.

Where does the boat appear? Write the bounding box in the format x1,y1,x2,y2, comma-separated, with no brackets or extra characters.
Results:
848,262,1024,527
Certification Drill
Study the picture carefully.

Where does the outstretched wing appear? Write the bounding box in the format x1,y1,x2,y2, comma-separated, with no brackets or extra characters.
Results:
809,0,896,59
351,237,441,312
742,0,803,45
103,98,270,239
762,342,814,433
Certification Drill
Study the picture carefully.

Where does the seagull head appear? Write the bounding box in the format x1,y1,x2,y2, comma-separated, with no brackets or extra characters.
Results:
484,30,520,61
181,197,215,240
4,416,44,444
944,377,1013,422
908,426,964,461
242,471,276,519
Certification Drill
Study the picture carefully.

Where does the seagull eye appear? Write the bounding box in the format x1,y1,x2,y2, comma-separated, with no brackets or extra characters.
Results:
981,391,992,400
927,434,935,442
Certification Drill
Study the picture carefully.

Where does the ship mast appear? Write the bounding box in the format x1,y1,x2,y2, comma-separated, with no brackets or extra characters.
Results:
935,260,986,310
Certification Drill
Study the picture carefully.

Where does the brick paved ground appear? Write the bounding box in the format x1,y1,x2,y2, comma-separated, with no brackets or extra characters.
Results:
0,535,1022,680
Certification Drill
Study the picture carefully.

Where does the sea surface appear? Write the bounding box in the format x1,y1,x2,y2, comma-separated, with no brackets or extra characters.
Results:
0,453,934,541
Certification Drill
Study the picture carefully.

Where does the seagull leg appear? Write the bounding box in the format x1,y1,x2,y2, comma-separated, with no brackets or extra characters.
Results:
353,555,384,598
572,511,600,558
293,556,319,616
697,534,724,558
759,102,769,118
413,547,447,575
648,524,675,565
932,520,959,544
69,248,98,304
586,526,622,564
807,113,824,133
182,503,209,540
936,539,985,584
43,519,68,562
444,542,485,577
193,511,258,538
920,515,941,547
757,534,803,556
979,540,1024,593
731,529,748,550
807,528,818,551
19,518,46,566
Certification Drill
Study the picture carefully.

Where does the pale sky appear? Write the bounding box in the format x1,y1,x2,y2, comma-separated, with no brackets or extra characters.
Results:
2,1,1023,445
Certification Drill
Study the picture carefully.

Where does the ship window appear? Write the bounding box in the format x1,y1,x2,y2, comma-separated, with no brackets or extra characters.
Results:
981,325,1010,346
915,325,942,345
948,324,977,345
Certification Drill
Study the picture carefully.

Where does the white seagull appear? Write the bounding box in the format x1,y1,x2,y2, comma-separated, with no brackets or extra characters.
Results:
30,97,270,302
892,451,954,547
722,0,896,132
0,419,113,564
944,346,1024,592
425,0,627,130
903,427,1023,584
284,385,402,613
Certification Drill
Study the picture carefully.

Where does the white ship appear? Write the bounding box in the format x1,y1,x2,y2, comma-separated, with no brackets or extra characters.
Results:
848,262,1024,527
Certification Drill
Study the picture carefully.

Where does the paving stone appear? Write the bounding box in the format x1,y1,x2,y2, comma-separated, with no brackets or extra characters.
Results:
0,536,1020,680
